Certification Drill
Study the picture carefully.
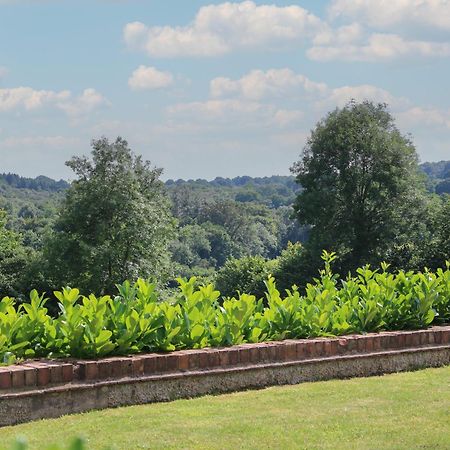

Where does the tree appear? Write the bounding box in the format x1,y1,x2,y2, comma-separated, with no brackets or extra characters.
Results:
0,209,29,297
42,137,175,294
292,100,427,273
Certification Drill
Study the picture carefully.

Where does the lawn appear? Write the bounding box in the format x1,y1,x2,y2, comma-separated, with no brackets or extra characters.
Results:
1,367,449,450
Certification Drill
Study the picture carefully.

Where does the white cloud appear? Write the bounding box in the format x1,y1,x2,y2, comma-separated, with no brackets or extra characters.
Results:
329,0,450,32
58,88,108,117
123,1,324,57
0,87,70,112
308,33,450,62
0,86,108,116
0,135,80,148
208,68,407,110
397,106,450,129
167,98,304,130
323,84,409,110
128,65,173,90
210,68,327,100
312,23,364,46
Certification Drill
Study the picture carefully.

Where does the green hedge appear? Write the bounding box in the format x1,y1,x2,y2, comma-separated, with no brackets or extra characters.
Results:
1,253,449,365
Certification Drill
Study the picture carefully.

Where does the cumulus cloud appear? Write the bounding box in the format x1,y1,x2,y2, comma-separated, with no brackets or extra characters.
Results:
123,1,324,57
165,68,412,136
210,69,327,100
397,106,450,129
323,84,409,110
0,87,70,112
308,33,450,62
329,0,450,32
208,68,406,110
167,98,304,131
128,65,173,90
0,135,80,148
0,86,108,116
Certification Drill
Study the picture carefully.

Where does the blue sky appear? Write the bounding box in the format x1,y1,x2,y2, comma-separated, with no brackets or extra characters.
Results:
1,0,449,180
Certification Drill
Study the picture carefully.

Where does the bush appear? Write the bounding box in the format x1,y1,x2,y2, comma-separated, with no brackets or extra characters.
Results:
215,255,276,300
1,252,449,365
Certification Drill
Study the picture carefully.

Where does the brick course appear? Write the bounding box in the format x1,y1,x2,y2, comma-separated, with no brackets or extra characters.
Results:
1,325,449,391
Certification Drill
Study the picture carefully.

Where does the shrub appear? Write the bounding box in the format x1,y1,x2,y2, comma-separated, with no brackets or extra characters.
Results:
215,255,276,300
1,253,449,365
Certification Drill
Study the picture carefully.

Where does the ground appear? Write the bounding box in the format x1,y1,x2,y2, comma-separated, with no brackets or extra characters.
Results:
0,366,449,450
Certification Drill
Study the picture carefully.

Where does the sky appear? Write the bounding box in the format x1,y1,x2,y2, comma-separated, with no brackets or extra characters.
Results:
0,0,449,181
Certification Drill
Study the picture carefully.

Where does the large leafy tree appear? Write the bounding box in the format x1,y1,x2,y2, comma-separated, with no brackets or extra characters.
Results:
292,100,427,273
43,137,175,294
0,209,29,297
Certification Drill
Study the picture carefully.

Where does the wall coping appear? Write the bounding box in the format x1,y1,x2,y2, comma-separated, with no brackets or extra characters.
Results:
1,325,449,393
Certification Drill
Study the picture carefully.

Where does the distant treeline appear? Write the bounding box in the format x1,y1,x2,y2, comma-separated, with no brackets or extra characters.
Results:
0,173,69,192
2,160,449,195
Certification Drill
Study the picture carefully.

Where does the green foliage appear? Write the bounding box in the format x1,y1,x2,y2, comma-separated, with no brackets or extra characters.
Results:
215,255,277,300
41,137,175,295
1,255,448,365
0,210,30,298
292,100,428,274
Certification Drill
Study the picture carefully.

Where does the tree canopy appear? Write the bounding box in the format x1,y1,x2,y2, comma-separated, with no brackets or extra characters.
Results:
291,100,427,272
41,137,175,294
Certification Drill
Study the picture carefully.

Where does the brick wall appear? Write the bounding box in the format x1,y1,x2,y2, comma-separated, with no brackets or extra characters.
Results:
1,326,449,391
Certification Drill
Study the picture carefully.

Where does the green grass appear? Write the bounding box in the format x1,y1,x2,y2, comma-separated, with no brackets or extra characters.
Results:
1,367,449,450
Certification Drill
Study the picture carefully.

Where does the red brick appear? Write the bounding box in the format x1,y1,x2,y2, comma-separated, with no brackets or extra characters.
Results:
259,342,272,362
283,341,297,361
329,339,339,355
187,351,201,370
0,369,11,389
61,364,73,382
419,331,429,345
442,329,450,344
37,366,51,386
154,354,168,373
177,352,190,371
11,367,25,388
338,338,348,354
397,333,407,348
379,333,391,350
198,350,210,368
295,341,306,359
50,364,63,384
433,330,443,344
323,340,333,357
142,355,157,374
78,361,99,381
372,335,382,351
217,349,230,366
357,336,367,353
276,343,286,361
24,366,37,386
165,353,179,372
238,346,251,364
317,339,327,357
0,368,12,389
207,349,220,367
131,356,144,376
411,332,421,347
346,336,358,353
365,337,374,352
97,359,112,379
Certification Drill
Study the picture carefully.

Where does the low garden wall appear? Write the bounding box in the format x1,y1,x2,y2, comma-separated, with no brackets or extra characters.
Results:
1,326,449,427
